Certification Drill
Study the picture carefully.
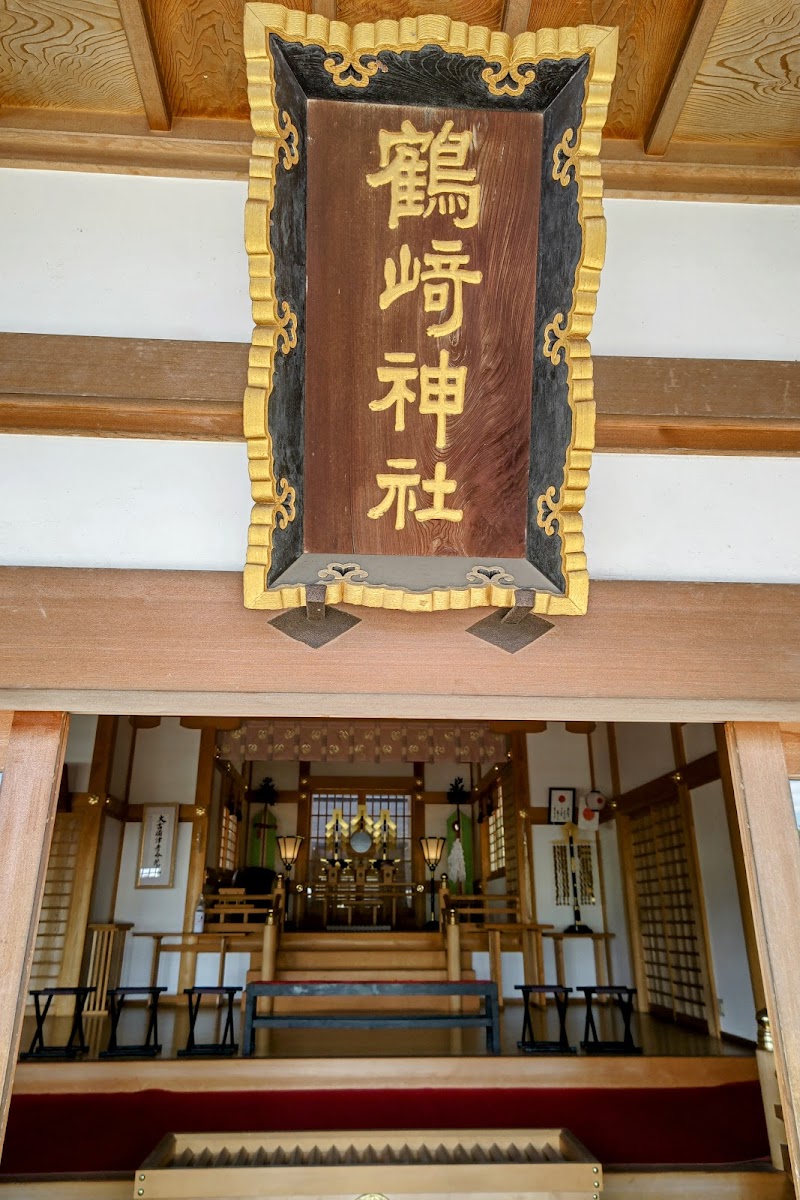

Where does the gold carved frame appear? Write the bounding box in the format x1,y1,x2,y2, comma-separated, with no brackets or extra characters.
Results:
242,5,617,615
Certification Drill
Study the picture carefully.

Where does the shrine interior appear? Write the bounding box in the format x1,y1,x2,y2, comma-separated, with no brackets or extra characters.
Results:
3,715,790,1191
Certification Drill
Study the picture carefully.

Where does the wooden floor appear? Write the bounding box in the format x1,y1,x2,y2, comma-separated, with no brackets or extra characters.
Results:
17,1004,751,1064
13,1008,757,1095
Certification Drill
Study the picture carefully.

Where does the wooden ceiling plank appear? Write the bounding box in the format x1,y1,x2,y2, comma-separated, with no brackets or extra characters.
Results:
311,0,337,18
502,0,533,38
645,0,729,156
1,334,798,455
117,0,172,132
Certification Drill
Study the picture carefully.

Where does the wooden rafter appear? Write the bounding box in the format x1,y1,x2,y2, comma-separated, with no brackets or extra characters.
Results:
501,0,533,38
645,0,728,156
1,333,798,456
116,0,172,132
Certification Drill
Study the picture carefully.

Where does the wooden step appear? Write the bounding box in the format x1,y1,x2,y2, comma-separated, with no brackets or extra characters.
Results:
276,968,476,982
277,950,450,970
279,931,444,951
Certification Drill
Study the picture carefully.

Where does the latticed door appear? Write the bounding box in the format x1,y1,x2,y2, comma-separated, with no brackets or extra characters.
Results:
628,798,713,1029
28,812,80,999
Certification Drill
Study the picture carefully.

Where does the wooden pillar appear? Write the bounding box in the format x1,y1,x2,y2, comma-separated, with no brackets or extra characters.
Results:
445,906,461,1012
715,724,767,1013
178,727,215,994
725,722,800,1188
0,711,69,1154
88,716,118,796
510,732,535,924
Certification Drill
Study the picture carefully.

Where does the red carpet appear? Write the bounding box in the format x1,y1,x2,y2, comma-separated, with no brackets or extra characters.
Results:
1,1083,768,1174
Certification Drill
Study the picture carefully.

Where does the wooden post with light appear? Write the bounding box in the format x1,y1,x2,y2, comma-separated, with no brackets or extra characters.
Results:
420,836,447,928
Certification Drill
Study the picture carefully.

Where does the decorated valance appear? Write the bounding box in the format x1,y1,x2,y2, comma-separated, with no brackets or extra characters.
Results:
219,720,506,765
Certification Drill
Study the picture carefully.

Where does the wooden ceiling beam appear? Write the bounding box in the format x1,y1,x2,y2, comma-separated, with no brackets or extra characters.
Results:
1,574,799,721
645,0,728,156
116,0,172,132
1,334,798,456
1,111,798,202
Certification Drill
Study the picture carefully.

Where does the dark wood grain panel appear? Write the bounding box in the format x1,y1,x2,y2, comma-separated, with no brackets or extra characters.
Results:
303,100,541,561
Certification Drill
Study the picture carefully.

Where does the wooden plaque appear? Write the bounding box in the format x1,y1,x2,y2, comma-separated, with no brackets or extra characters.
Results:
243,7,618,615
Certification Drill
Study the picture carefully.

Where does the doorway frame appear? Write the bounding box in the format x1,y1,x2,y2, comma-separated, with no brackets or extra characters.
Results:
1,570,799,1184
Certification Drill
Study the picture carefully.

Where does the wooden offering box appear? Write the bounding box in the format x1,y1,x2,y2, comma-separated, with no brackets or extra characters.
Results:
136,1127,603,1197
242,6,617,616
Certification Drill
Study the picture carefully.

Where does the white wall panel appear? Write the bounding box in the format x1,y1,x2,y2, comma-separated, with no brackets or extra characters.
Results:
593,199,800,360
2,168,799,358
691,780,755,1041
2,435,800,583
0,169,251,342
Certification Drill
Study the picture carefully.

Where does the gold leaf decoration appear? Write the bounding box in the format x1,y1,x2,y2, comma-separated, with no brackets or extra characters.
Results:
275,478,296,530
323,51,383,88
276,301,297,354
278,110,300,170
536,485,561,536
543,312,568,365
481,61,536,97
552,126,578,187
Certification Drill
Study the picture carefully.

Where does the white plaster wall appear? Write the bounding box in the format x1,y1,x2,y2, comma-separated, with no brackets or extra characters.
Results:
128,718,200,807
64,713,97,792
271,800,299,839
425,763,465,791
90,814,123,922
791,780,800,825
0,170,251,342
1,436,800,585
114,821,192,990
3,436,800,585
472,950,525,998
527,724,592,810
3,170,799,360
683,724,718,761
615,723,676,792
250,761,300,791
597,821,632,986
691,780,756,1041
532,824,604,987
589,724,613,796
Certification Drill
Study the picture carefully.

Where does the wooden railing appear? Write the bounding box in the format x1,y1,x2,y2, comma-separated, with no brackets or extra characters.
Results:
203,887,285,931
439,892,553,1009
83,922,133,1013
